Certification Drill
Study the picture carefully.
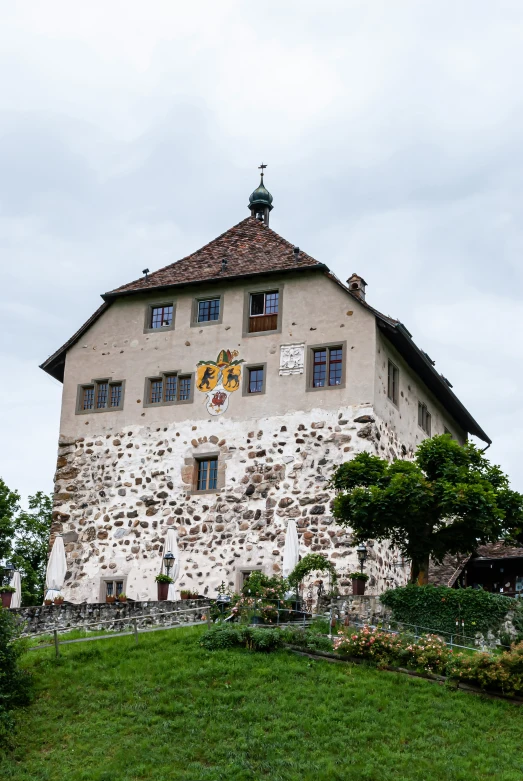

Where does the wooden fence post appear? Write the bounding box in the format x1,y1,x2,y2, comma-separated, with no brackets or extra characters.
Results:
53,629,60,658
133,618,139,644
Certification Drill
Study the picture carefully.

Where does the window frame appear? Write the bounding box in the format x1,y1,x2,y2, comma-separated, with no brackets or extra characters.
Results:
75,378,126,415
387,360,399,406
191,293,224,327
242,283,283,337
99,576,127,603
418,402,432,435
306,342,347,392
242,363,267,396
143,371,194,408
196,457,219,492
143,301,176,334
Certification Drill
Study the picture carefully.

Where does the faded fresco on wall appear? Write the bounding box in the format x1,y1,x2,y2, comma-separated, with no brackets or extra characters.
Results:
196,349,244,416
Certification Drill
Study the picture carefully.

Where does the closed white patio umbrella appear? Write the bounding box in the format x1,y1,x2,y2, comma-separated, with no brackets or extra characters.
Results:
282,519,299,579
44,535,67,602
10,570,22,609
164,528,180,601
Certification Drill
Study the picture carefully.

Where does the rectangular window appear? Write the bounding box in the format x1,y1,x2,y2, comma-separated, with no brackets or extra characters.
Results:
83,386,95,410
198,298,220,323
418,402,431,435
165,375,178,402
110,383,122,408
248,290,279,333
77,380,124,414
248,366,264,394
145,373,193,406
311,346,344,388
178,375,191,401
96,382,108,408
105,580,124,601
197,458,218,491
150,379,163,404
387,361,399,405
150,305,173,329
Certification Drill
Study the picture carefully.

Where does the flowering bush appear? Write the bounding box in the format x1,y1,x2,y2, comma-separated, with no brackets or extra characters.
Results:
333,626,451,674
448,642,523,695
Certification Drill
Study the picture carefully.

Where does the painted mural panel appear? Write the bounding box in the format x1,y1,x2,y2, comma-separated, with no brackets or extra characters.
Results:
197,349,244,416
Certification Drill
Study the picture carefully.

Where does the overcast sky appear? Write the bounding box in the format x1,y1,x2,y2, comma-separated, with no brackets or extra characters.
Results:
1,1,522,504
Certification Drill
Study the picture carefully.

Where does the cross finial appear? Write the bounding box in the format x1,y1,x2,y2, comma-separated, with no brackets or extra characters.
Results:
258,162,267,180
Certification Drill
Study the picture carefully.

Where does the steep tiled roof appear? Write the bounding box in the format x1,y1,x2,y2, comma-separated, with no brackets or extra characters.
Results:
104,217,323,298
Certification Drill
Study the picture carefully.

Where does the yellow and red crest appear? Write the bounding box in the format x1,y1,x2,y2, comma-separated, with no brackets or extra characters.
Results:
196,349,244,416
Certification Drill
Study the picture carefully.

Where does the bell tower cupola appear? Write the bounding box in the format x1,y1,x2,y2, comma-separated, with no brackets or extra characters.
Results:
248,163,273,226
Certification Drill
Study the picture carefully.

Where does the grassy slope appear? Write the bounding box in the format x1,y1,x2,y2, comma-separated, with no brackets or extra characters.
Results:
2,626,523,781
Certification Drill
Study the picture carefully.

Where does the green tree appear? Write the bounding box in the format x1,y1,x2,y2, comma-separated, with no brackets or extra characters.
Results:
330,435,523,585
11,492,52,606
0,479,20,564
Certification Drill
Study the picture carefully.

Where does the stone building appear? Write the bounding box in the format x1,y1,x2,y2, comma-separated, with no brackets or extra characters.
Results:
40,173,490,604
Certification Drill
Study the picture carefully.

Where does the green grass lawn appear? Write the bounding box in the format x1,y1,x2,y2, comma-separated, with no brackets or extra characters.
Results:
2,626,522,781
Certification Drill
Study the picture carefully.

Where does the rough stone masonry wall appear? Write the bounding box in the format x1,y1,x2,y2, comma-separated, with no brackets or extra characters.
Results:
13,599,209,636
52,403,412,604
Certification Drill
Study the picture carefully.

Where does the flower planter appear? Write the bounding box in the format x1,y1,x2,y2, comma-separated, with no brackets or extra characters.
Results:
1,591,13,609
106,596,117,604
157,582,169,601
352,578,366,596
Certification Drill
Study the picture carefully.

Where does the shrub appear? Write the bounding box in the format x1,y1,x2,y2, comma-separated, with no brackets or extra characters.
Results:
288,553,338,589
448,642,523,696
380,584,514,636
333,626,451,674
0,607,32,741
200,624,285,653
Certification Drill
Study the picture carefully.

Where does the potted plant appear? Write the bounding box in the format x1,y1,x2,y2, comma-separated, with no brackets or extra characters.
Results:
350,572,369,596
155,574,173,601
117,593,127,603
44,598,53,606
54,596,64,606
0,585,15,609
106,595,117,604
180,589,191,600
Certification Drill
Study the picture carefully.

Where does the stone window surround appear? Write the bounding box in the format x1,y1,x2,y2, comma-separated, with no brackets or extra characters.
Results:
387,359,399,407
242,282,284,338
184,448,226,495
190,291,224,327
305,341,347,392
75,377,126,415
242,362,267,396
143,301,176,334
143,371,195,408
234,567,266,593
98,575,127,603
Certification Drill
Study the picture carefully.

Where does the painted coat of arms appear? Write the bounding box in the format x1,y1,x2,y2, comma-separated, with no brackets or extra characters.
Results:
196,349,244,416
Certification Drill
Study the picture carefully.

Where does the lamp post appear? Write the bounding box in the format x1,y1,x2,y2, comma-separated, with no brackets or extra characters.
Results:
163,551,175,579
356,543,368,573
2,562,15,587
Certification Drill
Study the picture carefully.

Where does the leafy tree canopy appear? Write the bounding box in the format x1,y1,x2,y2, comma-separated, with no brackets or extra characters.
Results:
0,480,52,606
330,435,523,584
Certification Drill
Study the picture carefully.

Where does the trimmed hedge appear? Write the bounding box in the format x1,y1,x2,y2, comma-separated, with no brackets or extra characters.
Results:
200,625,285,653
380,585,517,636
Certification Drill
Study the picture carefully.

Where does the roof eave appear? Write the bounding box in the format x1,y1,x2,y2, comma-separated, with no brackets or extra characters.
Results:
376,318,491,444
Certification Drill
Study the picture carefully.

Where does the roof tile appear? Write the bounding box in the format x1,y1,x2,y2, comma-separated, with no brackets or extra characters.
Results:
105,216,321,297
